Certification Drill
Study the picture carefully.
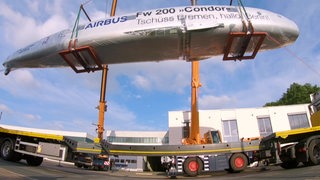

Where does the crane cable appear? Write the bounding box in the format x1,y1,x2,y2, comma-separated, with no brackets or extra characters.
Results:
236,0,253,34
105,0,109,18
237,0,250,21
70,0,92,41
266,34,320,77
70,7,81,40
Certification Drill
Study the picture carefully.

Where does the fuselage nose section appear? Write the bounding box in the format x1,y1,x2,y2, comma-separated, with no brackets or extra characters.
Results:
286,18,300,42
277,13,300,44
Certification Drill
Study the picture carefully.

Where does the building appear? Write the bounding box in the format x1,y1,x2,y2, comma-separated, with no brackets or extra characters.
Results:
168,104,311,144
106,130,169,171
106,130,168,145
107,103,311,171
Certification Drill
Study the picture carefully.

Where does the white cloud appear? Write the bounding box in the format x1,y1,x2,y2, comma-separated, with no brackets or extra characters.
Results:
199,94,235,109
44,0,65,17
105,101,163,131
23,113,41,122
132,75,152,90
0,69,99,117
111,60,190,94
0,104,11,113
107,102,136,123
106,101,137,129
0,1,69,48
0,70,40,96
27,0,40,14
0,102,42,127
13,70,39,87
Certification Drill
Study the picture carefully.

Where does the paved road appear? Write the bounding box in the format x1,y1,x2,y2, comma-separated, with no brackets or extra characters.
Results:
1,158,320,180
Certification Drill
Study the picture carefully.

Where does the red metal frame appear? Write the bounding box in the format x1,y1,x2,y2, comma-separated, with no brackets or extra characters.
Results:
59,42,103,73
223,32,267,61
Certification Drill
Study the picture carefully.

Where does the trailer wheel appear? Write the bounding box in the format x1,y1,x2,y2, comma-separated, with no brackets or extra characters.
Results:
183,157,203,177
12,152,23,162
104,166,110,171
308,140,320,165
229,153,248,172
75,163,83,168
26,155,43,166
0,139,15,161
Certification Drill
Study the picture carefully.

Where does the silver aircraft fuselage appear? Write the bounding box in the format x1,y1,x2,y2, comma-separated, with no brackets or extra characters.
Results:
3,5,299,74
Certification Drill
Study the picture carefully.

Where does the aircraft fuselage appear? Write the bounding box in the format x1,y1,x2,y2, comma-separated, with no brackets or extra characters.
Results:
3,5,299,74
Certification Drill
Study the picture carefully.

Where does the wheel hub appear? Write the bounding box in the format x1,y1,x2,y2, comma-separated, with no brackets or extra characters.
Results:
235,157,244,168
188,161,199,172
2,142,10,156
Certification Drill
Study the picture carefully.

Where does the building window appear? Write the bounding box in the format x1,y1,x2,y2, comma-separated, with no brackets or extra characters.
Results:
182,121,190,139
257,117,273,137
288,113,310,129
222,120,239,142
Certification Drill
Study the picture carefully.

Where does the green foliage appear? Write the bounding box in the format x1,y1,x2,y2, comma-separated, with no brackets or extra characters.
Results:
264,83,320,107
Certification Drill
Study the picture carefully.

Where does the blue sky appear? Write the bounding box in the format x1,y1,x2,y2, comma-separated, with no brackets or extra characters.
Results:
0,0,320,137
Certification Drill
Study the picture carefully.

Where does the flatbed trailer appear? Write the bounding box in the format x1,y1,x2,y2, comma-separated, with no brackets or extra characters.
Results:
2,122,319,176
97,125,320,177
257,126,320,168
0,124,107,169
2,124,319,176
101,139,260,156
98,126,320,176
99,137,261,176
61,131,261,176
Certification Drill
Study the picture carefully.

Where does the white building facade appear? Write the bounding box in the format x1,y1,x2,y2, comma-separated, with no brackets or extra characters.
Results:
168,104,311,144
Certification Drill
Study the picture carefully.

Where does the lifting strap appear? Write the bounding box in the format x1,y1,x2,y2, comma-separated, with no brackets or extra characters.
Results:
59,3,103,73
223,0,267,61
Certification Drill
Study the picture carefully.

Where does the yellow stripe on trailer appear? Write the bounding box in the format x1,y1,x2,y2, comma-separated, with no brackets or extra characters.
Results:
108,146,260,156
0,127,64,141
274,126,320,139
76,147,102,153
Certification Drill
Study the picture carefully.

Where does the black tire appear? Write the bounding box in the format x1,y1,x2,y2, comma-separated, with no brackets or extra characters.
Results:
183,157,203,177
12,152,23,162
75,163,83,168
229,153,248,173
308,139,320,165
0,139,15,161
103,165,109,171
280,159,298,169
26,155,43,166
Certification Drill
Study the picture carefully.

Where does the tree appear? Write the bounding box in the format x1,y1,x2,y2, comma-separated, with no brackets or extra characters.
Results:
264,83,320,107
